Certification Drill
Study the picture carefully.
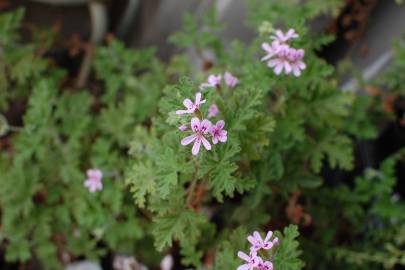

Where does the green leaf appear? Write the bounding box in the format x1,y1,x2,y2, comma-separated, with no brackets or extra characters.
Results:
152,207,206,251
125,161,156,208
201,140,255,202
0,8,24,45
214,227,248,270
309,134,353,173
274,225,305,270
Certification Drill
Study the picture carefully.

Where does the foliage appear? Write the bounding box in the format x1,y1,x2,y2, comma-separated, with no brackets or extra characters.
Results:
0,10,165,269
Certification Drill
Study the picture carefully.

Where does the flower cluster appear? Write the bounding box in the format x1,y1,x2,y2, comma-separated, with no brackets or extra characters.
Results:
199,71,239,90
84,169,103,192
176,88,229,155
261,29,306,77
237,230,279,270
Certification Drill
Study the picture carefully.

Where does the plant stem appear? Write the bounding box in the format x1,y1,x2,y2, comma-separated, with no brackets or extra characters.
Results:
186,161,200,207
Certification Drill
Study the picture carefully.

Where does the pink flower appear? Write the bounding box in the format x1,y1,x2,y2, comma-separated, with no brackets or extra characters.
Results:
224,72,239,88
179,125,188,131
237,251,260,270
272,28,299,43
84,169,103,192
247,231,279,251
113,255,137,270
210,120,227,144
265,44,293,75
261,28,305,77
200,74,222,89
208,104,219,118
287,48,306,77
160,255,174,270
181,117,212,155
176,92,206,115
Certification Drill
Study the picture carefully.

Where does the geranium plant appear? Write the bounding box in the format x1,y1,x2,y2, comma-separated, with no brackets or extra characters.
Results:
0,1,404,270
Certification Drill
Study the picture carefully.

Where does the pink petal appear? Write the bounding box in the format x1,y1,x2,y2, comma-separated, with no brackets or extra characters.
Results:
267,59,279,68
263,242,274,250
247,235,257,246
179,125,188,131
201,136,211,151
195,92,202,104
93,170,102,180
192,138,201,155
200,119,212,134
253,231,262,242
181,134,197,146
208,74,221,85
216,120,225,129
87,169,96,178
261,42,272,53
95,180,103,190
275,30,284,41
219,133,227,143
274,63,283,75
191,117,200,132
293,68,301,77
237,251,250,262
237,264,250,270
261,54,272,61
183,98,193,109
186,107,196,114
263,261,273,270
224,72,238,87
284,61,292,74
176,110,188,115
84,179,92,188
286,29,298,40
264,231,273,242
208,104,219,118
160,255,174,270
212,136,218,145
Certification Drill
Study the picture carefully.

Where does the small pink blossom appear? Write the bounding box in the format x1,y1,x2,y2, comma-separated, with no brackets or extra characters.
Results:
224,71,239,88
200,74,222,89
179,125,188,131
113,255,137,270
208,104,219,118
176,92,206,115
261,28,305,77
160,255,174,270
247,231,279,251
210,120,227,144
181,117,212,155
84,169,103,192
237,251,260,270
272,28,299,43
266,44,293,75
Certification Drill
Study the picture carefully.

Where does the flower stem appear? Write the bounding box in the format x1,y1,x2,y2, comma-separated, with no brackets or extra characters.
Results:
186,161,200,208
195,110,203,120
